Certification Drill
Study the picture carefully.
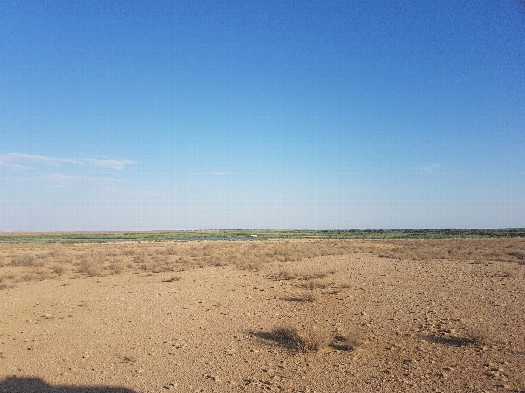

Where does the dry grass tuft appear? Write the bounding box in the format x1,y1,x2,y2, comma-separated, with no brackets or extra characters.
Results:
78,258,103,277
19,269,50,282
2,238,524,290
302,292,318,303
163,276,181,283
464,327,491,347
298,280,330,290
270,269,332,282
331,332,362,351
370,238,525,264
0,277,12,290
11,254,43,267
298,272,329,281
271,325,328,353
109,261,125,275
51,265,66,276
507,251,525,263
272,270,298,280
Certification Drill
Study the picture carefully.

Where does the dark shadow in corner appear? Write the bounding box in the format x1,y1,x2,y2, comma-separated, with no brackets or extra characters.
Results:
0,377,137,393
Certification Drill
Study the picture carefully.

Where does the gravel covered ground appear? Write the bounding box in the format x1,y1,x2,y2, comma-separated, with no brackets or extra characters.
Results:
1,239,524,392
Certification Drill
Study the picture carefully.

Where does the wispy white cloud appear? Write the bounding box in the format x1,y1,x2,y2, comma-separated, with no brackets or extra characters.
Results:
44,173,122,183
0,161,32,170
420,163,440,173
0,153,137,170
15,173,123,191
210,171,226,176
0,153,81,165
82,158,137,170
14,172,122,184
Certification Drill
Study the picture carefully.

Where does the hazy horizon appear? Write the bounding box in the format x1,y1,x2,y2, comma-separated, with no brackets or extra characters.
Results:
1,1,524,231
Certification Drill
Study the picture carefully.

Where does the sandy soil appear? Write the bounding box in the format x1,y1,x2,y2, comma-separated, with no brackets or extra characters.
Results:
1,239,524,392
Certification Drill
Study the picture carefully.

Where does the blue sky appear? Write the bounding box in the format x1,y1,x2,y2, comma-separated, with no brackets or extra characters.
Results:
1,0,524,231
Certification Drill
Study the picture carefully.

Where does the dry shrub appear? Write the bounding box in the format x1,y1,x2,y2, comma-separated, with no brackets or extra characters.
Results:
0,277,11,290
507,251,525,264
271,325,328,353
207,255,229,267
162,245,179,256
78,258,103,276
35,252,50,260
176,256,192,269
52,265,66,276
19,269,50,282
298,280,330,290
272,270,298,280
301,292,318,303
271,245,295,262
239,259,264,271
372,238,525,263
46,249,62,258
11,254,43,267
93,239,369,274
100,250,117,258
299,272,328,281
331,332,362,351
498,269,514,278
109,261,125,274
150,261,175,273
135,253,176,272
163,276,181,282
270,269,332,282
464,327,491,347
176,256,189,263
132,253,146,264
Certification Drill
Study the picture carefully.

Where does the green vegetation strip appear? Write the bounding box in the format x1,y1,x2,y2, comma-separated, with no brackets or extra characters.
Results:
1,229,524,243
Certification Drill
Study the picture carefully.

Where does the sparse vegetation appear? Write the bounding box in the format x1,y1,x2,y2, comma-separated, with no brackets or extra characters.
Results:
301,292,318,303
51,265,66,276
163,276,181,282
109,261,124,274
270,325,328,353
0,277,11,290
465,326,491,347
298,280,330,290
1,236,524,391
78,258,103,277
267,325,360,353
0,237,524,290
331,332,361,351
11,254,41,267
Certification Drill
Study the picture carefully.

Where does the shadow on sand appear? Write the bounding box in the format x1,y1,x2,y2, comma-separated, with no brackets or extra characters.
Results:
0,377,137,393
419,334,474,347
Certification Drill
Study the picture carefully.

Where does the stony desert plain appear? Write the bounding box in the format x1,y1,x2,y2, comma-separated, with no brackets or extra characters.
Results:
1,237,524,392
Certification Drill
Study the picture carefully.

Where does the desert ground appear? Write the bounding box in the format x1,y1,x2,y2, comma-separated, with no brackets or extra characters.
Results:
1,238,524,392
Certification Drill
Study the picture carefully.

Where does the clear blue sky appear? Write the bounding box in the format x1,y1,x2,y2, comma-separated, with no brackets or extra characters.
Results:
1,0,524,231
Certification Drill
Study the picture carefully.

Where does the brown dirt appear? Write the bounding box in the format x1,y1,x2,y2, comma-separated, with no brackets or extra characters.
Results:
1,239,524,392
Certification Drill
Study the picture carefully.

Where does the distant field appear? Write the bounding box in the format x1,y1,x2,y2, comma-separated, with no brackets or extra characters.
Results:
1,228,524,243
